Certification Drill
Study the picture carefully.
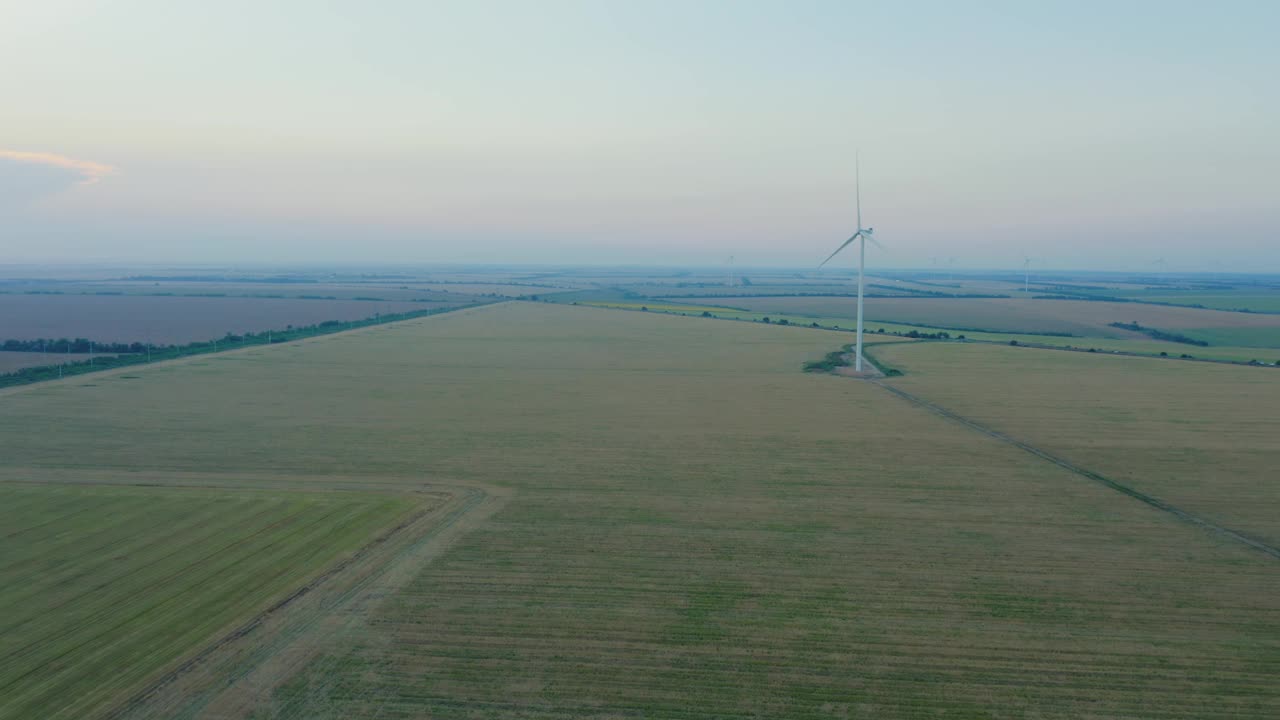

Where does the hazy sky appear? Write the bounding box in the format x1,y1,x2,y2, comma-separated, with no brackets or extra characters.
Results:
2,1,1277,270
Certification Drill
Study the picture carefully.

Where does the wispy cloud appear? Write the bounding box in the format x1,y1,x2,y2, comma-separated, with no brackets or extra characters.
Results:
0,149,115,184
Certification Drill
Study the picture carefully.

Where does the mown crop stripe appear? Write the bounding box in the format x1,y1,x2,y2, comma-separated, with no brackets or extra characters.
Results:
101,487,487,720
871,379,1280,561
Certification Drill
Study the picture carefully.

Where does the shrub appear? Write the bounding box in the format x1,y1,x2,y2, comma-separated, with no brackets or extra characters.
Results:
803,349,850,373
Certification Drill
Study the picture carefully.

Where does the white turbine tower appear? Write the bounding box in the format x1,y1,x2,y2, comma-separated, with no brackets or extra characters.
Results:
1022,256,1032,294
818,154,882,373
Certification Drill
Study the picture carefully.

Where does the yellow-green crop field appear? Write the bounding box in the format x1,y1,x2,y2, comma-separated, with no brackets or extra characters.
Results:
650,298,1279,363
873,341,1280,547
0,482,413,720
579,300,747,314
2,302,1279,718
681,295,1280,341
1142,294,1280,313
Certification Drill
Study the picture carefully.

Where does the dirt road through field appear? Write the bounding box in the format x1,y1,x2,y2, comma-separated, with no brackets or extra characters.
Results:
871,379,1280,561
90,477,508,720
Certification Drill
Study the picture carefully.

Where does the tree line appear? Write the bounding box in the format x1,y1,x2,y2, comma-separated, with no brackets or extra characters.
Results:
0,302,489,389
2,338,147,354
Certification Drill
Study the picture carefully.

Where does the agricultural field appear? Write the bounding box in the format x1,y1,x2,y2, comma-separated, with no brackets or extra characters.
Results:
2,281,475,304
1143,294,1280,313
403,282,573,297
1176,327,1280,348
144,282,475,303
848,322,1279,364
0,481,416,720
0,350,121,373
577,300,748,315
645,283,858,297
0,294,443,344
873,341,1280,546
676,295,1280,343
3,302,1280,717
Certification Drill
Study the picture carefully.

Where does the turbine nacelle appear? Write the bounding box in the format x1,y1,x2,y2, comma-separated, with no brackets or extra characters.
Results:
862,228,882,249
817,228,883,269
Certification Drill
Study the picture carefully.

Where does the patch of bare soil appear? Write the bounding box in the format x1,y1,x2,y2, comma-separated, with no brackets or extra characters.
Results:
832,353,883,378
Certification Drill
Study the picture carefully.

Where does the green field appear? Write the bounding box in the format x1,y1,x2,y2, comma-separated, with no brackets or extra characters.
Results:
0,351,120,373
1180,326,1280,349
857,322,1280,364
599,298,1280,363
1142,294,1280,313
3,302,1280,717
678,295,1280,341
0,482,412,720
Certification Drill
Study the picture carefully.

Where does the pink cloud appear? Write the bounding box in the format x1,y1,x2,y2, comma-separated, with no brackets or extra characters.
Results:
0,149,115,184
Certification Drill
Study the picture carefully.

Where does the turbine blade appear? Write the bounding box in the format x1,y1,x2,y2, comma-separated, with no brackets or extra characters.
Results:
866,233,884,250
819,234,859,268
855,151,862,231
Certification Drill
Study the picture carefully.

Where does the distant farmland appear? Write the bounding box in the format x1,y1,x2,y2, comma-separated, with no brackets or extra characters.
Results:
0,294,453,344
4,303,1280,717
677,295,1280,340
0,351,120,373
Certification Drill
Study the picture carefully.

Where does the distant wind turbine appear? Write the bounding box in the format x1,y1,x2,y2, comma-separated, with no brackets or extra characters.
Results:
1022,257,1032,294
818,153,882,373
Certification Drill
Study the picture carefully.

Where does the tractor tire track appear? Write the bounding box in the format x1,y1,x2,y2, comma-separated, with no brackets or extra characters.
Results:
870,379,1280,561
106,483,500,720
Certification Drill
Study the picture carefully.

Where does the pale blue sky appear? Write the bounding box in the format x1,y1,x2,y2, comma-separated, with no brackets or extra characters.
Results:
2,0,1276,270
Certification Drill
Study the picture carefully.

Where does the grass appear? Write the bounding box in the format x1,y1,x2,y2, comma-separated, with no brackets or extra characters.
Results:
659,296,1280,361
0,294,450,344
1179,326,1280,349
874,341,1280,547
3,303,1280,717
0,351,119,373
577,298,918,335
1143,294,1280,313
0,482,413,720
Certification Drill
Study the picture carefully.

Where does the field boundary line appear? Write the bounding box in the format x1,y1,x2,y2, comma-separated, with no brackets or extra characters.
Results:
967,337,1280,369
104,480,506,719
0,300,510,398
869,379,1280,561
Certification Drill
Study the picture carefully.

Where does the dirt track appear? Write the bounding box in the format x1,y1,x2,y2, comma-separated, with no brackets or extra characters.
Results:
66,473,511,720
870,379,1280,561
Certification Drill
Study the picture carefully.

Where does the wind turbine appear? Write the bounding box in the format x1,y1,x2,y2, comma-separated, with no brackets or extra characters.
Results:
818,154,882,373
1022,257,1032,294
